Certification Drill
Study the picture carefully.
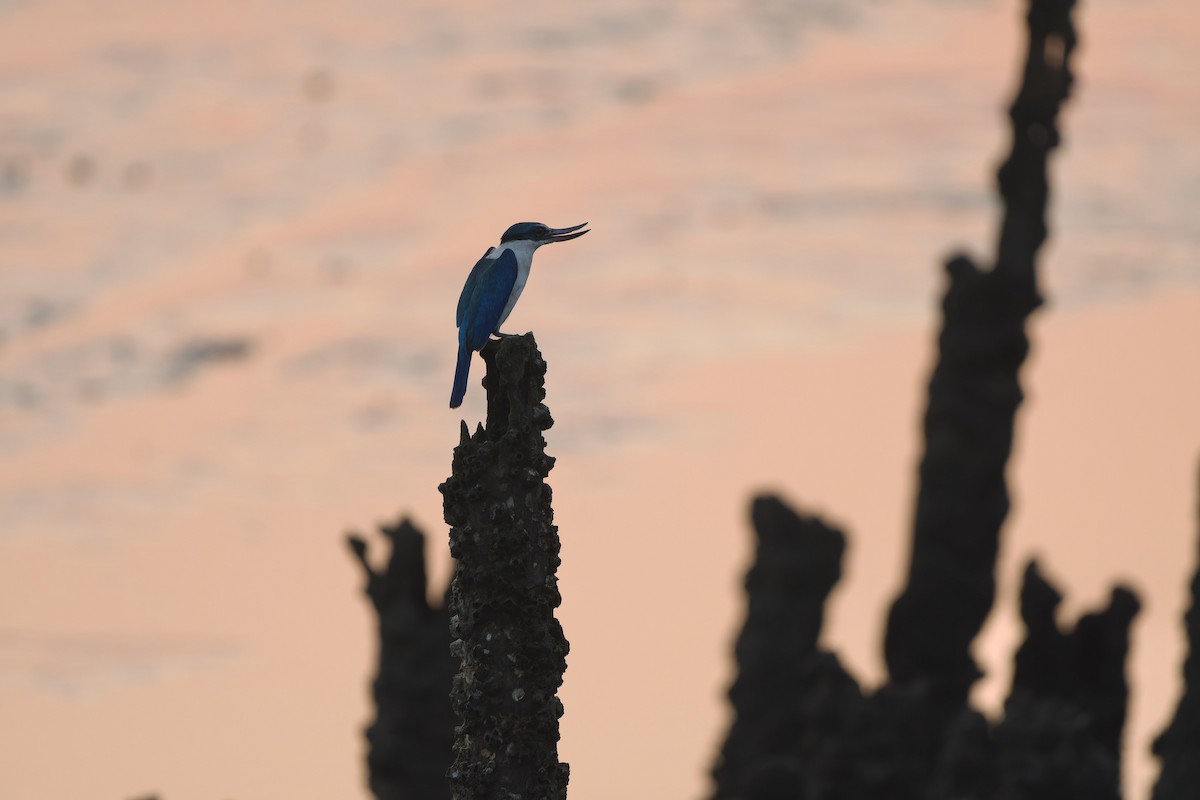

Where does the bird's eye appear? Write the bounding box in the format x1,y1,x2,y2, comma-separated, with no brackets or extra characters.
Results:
537,226,549,237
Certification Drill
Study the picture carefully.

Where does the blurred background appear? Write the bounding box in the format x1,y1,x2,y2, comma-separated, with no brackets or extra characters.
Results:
0,0,1197,798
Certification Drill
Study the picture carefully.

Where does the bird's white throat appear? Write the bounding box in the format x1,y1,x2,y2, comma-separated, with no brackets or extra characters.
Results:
487,238,541,270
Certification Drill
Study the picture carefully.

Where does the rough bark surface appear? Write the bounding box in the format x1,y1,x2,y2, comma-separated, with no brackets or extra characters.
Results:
1152,467,1200,800
347,518,456,800
438,333,569,800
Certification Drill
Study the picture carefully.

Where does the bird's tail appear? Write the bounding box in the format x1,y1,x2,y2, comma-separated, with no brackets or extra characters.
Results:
449,345,472,409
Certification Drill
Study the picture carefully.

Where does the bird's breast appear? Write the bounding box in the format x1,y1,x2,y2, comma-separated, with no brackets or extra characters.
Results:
496,245,534,326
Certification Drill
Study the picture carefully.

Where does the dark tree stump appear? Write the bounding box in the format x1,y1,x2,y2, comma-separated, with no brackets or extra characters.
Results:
708,1,1148,798
988,561,1139,800
347,518,456,800
1152,465,1200,800
882,0,1077,755
711,496,863,800
438,334,570,800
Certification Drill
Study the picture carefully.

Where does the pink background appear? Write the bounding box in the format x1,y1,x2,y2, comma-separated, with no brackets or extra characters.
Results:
0,1,1197,798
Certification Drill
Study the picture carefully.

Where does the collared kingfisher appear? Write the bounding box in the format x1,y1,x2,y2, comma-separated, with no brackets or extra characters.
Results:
450,221,589,408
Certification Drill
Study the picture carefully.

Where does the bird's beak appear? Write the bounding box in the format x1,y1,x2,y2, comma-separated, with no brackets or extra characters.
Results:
544,222,590,243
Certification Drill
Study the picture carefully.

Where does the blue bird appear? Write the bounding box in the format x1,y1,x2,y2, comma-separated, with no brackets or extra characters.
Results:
450,221,589,408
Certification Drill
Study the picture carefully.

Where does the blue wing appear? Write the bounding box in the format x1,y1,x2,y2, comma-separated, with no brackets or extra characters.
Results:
459,248,517,352
457,249,498,327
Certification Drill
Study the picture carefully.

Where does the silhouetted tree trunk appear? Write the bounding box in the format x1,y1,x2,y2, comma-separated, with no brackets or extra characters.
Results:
1152,465,1200,800
439,334,570,800
878,0,1088,789
711,0,1145,797
711,497,864,800
882,0,1078,708
347,519,456,800
982,561,1138,800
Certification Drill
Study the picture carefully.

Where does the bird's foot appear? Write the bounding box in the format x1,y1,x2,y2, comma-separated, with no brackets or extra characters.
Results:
492,331,523,339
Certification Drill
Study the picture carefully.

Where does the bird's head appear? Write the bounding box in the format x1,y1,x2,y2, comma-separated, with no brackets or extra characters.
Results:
500,221,589,247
